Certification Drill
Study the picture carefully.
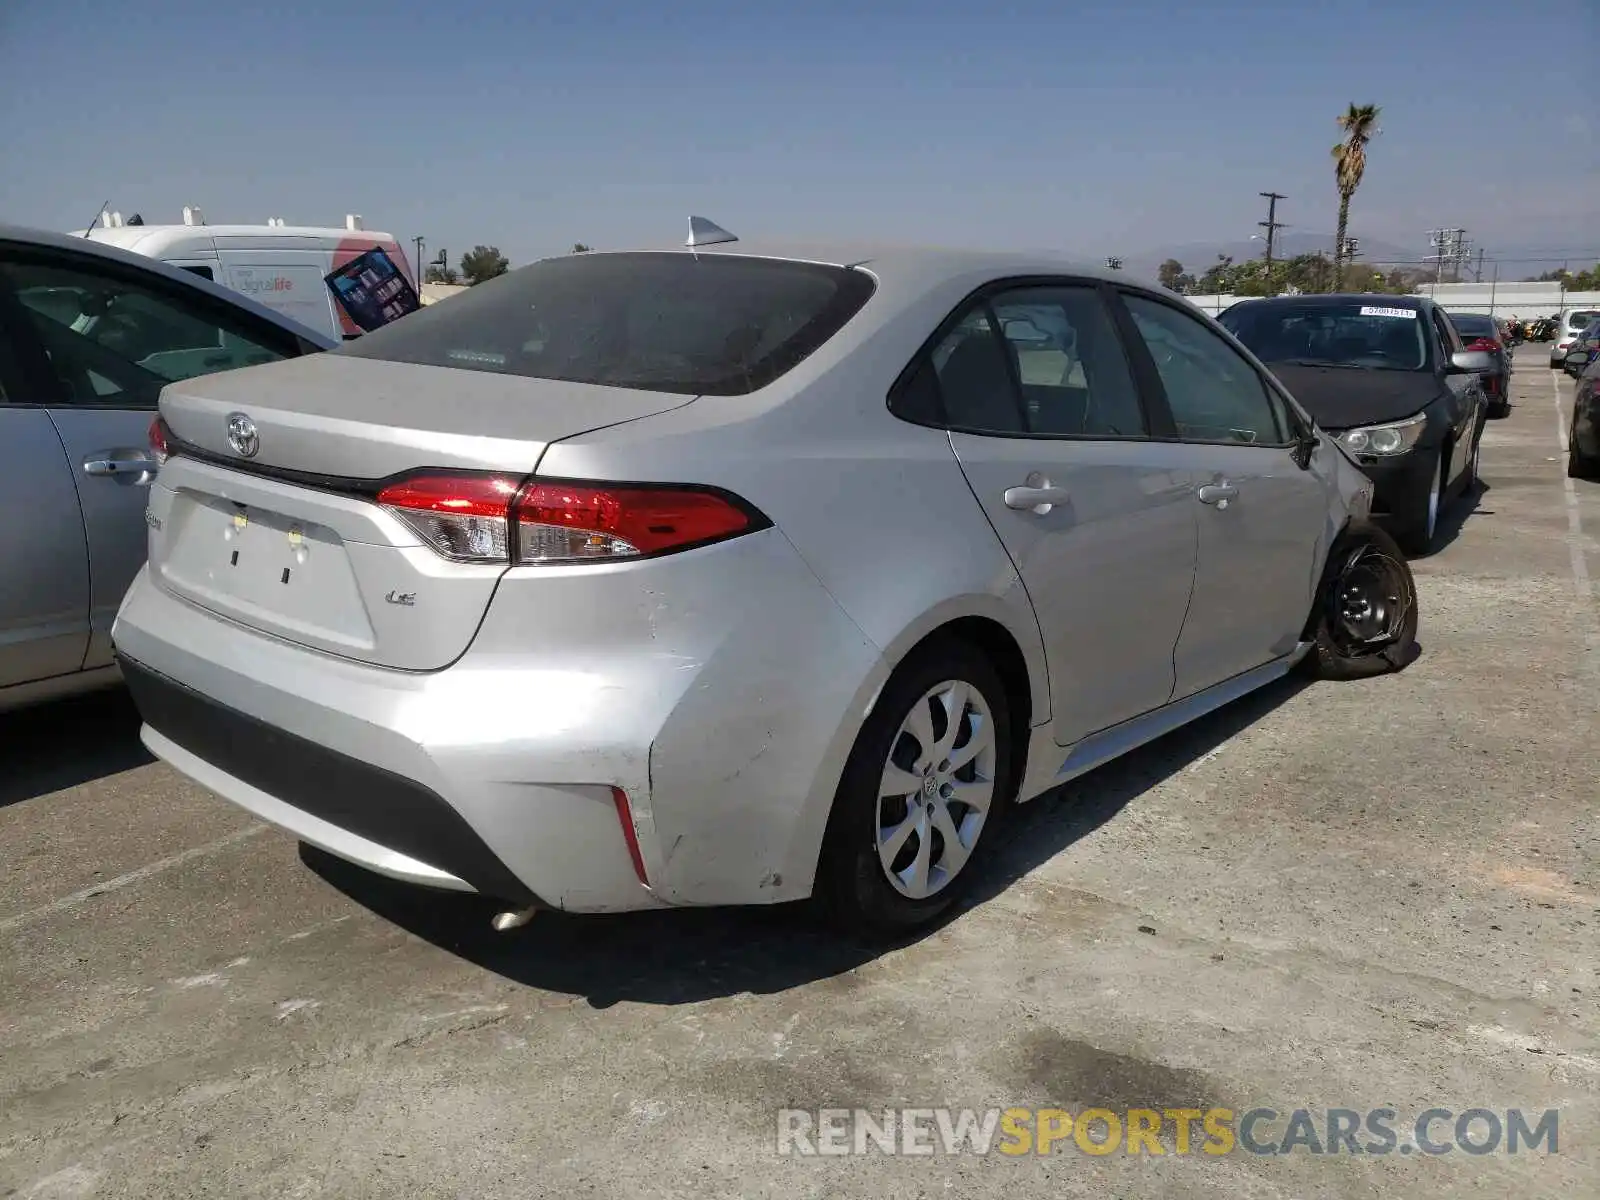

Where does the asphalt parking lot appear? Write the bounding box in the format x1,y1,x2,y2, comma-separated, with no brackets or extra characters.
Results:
2,344,1596,1199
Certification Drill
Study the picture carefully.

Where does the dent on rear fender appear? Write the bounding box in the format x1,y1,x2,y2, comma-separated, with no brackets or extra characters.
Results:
643,569,884,907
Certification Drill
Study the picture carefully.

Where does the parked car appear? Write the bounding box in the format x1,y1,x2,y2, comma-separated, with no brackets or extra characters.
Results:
1551,308,1600,368
112,230,1419,937
1562,318,1600,378
1569,351,1600,479
1446,311,1513,416
1218,294,1492,554
0,225,335,712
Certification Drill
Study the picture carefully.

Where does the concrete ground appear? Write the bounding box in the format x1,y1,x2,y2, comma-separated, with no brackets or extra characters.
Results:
2,346,1595,1199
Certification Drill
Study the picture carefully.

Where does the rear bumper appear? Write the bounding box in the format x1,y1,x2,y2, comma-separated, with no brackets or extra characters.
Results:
119,653,540,905
111,527,885,913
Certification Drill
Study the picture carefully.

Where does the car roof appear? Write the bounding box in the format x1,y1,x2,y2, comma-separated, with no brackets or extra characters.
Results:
580,240,1166,295
1227,293,1430,310
0,223,337,347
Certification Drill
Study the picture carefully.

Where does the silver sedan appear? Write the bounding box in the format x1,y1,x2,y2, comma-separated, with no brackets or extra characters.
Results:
111,224,1418,936
0,226,332,712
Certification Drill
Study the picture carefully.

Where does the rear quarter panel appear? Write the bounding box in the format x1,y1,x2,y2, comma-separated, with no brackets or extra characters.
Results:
533,276,1052,898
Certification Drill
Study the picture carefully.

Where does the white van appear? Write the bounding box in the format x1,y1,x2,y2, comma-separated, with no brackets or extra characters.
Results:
81,208,416,343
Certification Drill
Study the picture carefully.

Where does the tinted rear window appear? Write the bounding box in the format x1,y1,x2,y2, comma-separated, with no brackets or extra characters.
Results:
337,252,875,396
1569,311,1599,328
1448,314,1495,335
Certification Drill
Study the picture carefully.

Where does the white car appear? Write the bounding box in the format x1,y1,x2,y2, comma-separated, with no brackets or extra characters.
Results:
1552,307,1600,368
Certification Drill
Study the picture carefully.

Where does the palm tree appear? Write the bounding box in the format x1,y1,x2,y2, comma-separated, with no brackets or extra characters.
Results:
1331,103,1381,285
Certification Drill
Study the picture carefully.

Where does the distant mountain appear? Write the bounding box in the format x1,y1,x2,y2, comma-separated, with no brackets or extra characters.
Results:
1127,233,1419,280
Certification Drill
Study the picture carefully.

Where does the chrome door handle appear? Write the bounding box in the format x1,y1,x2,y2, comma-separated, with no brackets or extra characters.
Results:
82,453,156,481
1003,484,1070,513
1197,482,1238,506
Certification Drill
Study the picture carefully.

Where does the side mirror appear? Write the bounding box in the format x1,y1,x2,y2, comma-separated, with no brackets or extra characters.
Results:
1447,349,1494,375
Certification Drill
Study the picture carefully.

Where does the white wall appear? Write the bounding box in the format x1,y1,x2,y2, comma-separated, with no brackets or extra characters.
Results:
1184,282,1600,318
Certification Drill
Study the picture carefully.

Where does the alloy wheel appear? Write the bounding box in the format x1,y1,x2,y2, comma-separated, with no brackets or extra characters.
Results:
876,679,997,900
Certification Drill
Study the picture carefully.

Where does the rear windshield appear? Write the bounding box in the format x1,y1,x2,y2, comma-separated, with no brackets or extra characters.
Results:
337,251,875,396
1448,314,1495,335
1219,301,1429,371
1568,311,1599,328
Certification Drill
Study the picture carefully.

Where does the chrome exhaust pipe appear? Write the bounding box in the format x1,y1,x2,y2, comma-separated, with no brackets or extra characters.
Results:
491,906,538,932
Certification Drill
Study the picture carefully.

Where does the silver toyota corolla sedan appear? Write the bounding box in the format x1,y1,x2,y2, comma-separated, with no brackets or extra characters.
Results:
111,223,1418,936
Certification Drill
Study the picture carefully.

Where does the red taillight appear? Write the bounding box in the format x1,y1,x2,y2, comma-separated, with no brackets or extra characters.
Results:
376,472,764,565
376,473,521,563
612,787,649,886
1466,337,1502,353
511,480,759,564
148,417,171,465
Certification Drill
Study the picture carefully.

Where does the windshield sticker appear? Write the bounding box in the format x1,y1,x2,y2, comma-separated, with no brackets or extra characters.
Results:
1359,306,1417,320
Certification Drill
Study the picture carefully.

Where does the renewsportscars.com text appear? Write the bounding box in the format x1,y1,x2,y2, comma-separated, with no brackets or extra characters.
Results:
777,1106,1559,1157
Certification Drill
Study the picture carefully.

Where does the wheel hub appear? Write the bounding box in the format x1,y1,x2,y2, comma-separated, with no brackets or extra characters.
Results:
1328,546,1412,657
876,679,998,900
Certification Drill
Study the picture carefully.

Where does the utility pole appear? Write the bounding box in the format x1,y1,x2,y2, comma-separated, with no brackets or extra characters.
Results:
1426,228,1470,294
1105,256,1123,270
412,236,425,284
1258,191,1287,267
1474,247,1485,283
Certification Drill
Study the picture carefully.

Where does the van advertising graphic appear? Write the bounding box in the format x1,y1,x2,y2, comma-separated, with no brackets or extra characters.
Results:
226,263,339,333
324,246,420,333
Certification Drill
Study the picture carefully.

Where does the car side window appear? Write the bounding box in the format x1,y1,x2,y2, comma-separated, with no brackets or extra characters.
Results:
927,307,1025,434
1121,294,1287,446
988,286,1147,437
905,285,1148,438
0,253,297,409
1431,310,1460,360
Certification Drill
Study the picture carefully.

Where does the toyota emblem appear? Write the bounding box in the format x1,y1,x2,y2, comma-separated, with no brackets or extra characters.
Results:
226,412,259,458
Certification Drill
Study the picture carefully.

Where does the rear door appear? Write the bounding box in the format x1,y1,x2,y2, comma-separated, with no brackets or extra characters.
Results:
925,280,1200,746
0,241,313,669
0,284,89,686
1117,290,1328,698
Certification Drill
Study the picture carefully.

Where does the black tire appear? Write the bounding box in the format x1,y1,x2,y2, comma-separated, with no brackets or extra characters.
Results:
1460,429,1481,494
1394,448,1444,555
814,638,1016,939
1301,522,1420,680
1489,398,1511,418
1569,426,1600,480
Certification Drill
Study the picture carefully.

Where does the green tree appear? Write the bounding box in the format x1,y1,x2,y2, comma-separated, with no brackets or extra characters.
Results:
1197,254,1236,294
423,263,459,284
1331,103,1381,275
572,243,593,254
459,245,510,285
1157,258,1188,292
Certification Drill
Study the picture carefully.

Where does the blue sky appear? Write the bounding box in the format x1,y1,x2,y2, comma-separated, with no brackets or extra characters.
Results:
2,0,1595,274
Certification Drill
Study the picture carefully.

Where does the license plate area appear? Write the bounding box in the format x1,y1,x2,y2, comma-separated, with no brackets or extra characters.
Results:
159,491,377,651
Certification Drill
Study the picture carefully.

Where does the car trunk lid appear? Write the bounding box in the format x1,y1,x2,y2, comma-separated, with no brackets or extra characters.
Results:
149,355,695,670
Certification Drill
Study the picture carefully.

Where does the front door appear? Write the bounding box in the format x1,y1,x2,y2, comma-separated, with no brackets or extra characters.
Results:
1428,306,1485,491
1119,292,1329,697
0,406,90,687
0,240,308,667
928,283,1199,746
